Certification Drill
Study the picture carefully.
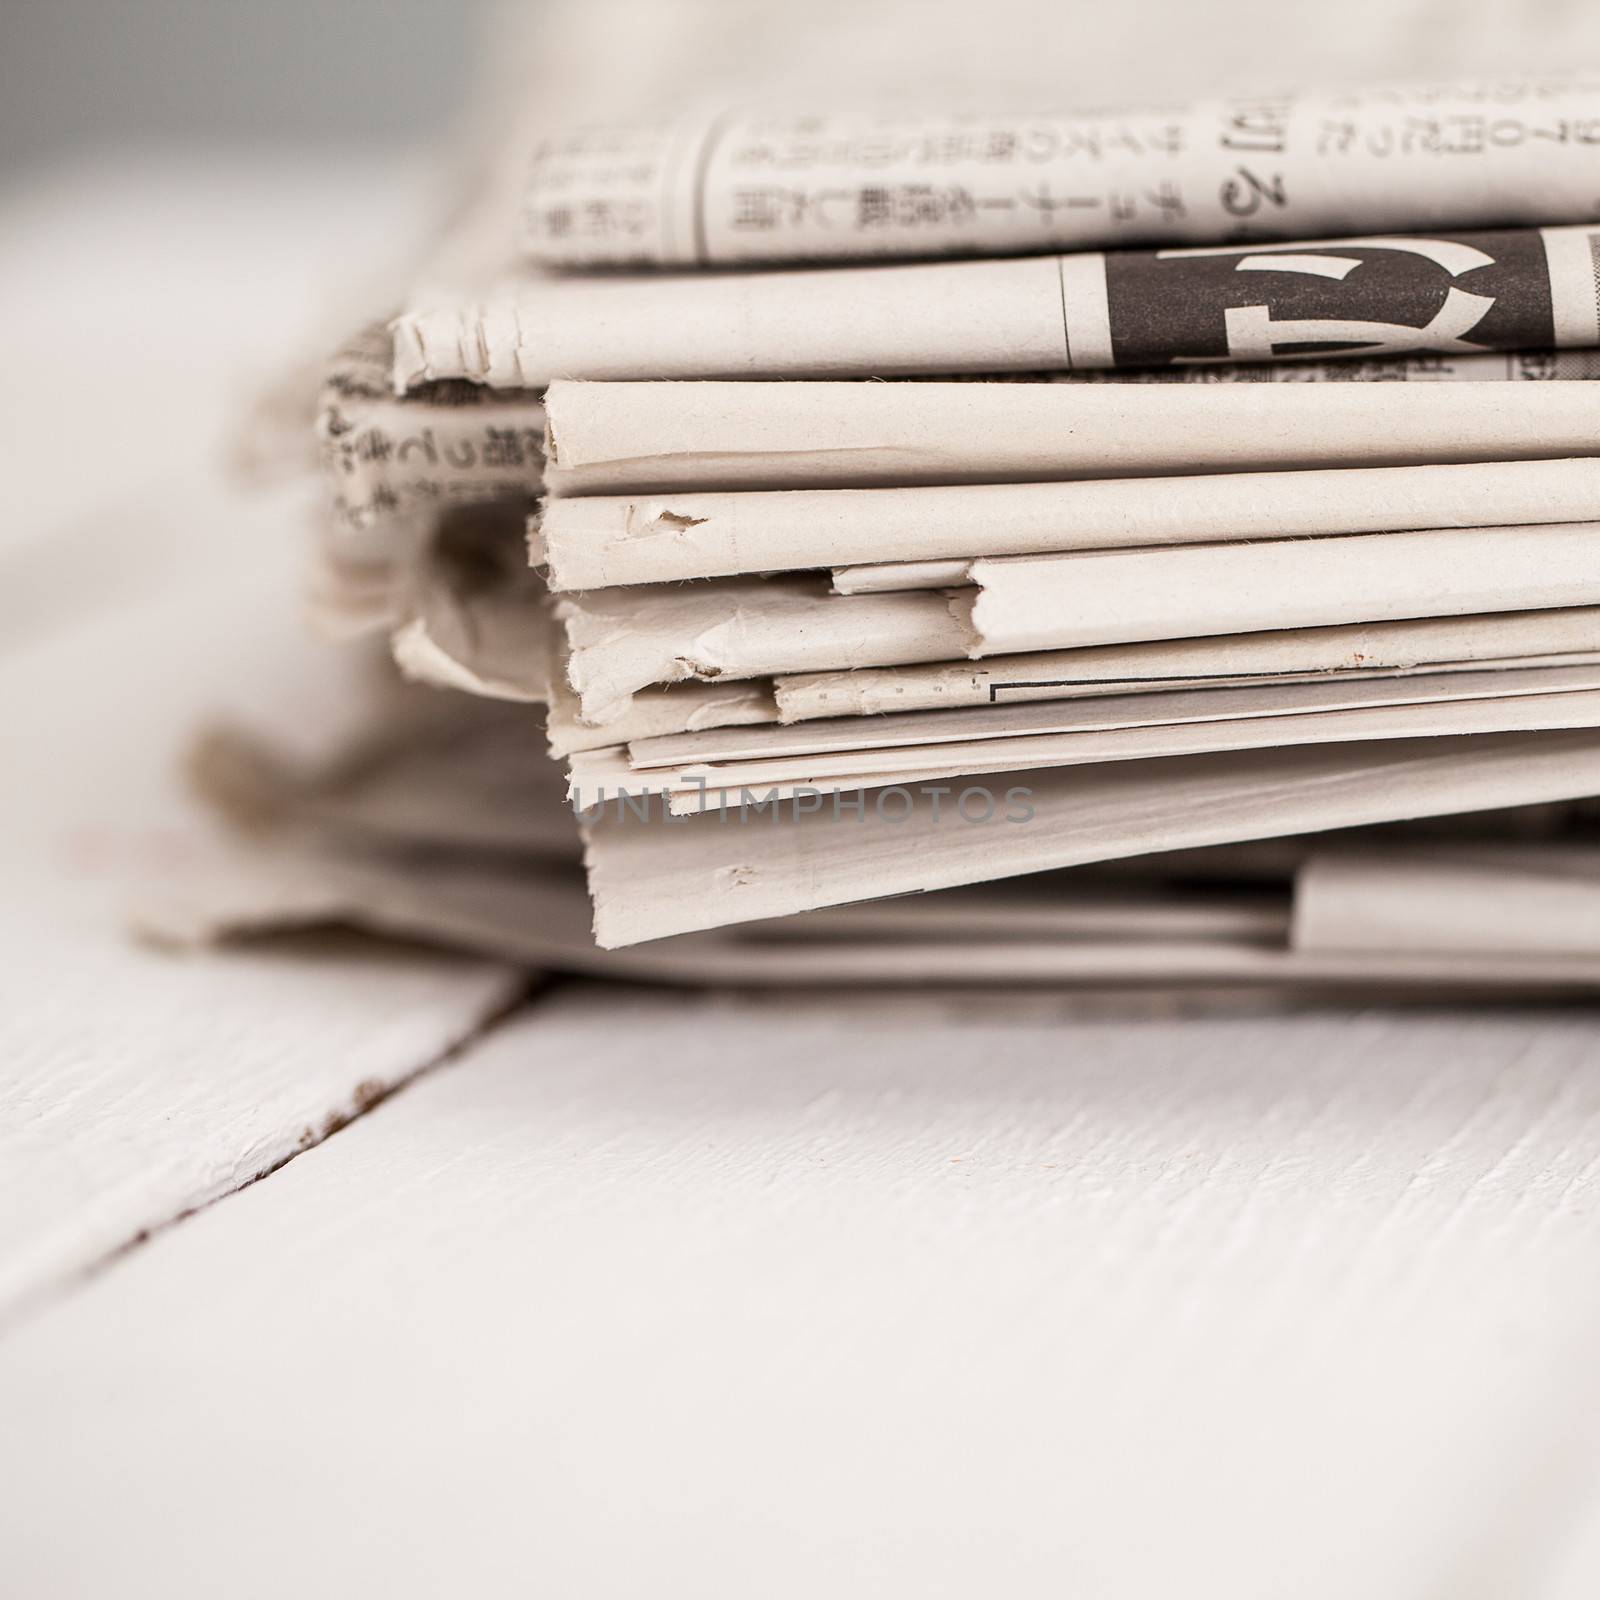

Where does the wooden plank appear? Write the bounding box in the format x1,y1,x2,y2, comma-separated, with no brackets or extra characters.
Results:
0,512,524,1322
6,989,1600,1594
0,164,525,1324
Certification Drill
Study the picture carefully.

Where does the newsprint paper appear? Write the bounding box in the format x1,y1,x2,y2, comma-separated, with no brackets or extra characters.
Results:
394,225,1600,386
543,379,1600,493
522,81,1600,266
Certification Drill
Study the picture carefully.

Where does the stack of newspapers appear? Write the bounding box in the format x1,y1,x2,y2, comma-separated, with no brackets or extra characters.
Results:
180,67,1600,996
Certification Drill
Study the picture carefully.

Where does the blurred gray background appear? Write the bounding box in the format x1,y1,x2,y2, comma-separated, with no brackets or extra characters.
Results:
7,0,1590,186
0,0,496,178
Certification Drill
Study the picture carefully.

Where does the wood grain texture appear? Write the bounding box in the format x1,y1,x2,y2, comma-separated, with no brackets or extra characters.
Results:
0,162,523,1327
0,506,525,1324
7,988,1600,1597
15,8,1600,1584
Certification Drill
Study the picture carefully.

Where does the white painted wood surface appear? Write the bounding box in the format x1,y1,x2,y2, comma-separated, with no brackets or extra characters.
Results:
12,19,1600,1584
8,990,1600,1596
0,159,522,1324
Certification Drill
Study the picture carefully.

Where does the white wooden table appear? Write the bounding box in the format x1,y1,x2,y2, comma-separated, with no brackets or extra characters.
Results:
7,155,1600,1599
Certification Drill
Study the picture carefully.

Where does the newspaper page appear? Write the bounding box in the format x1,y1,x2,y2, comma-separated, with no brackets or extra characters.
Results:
543,378,1600,494
556,577,968,721
582,729,1600,944
626,664,1600,772
398,225,1600,388
320,323,545,535
831,561,972,594
150,832,1600,992
142,829,1600,992
646,689,1600,814
963,524,1600,653
539,458,1600,589
773,609,1600,720
1292,847,1600,954
388,555,553,705
312,324,547,638
522,81,1600,267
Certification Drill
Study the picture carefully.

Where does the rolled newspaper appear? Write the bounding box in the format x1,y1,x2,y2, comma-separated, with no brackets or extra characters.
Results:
521,81,1600,267
399,225,1600,388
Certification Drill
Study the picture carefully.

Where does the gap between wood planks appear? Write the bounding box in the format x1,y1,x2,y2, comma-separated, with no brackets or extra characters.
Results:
5,974,546,1337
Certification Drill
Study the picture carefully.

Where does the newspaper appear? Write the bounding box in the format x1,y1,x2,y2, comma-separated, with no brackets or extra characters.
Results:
311,324,546,637
540,457,1600,589
191,693,581,861
831,561,972,595
271,20,1600,976
627,664,1600,771
624,682,1600,811
172,619,1600,984
521,81,1600,267
335,492,551,708
582,729,1600,944
147,834,1600,994
1293,846,1600,955
556,577,967,722
773,609,1600,719
381,544,1600,729
544,671,779,757
533,527,1600,713
655,762,1569,819
768,884,1292,945
176,671,1484,989
963,524,1600,653
389,547,553,706
543,377,1600,494
396,225,1600,390
319,323,545,535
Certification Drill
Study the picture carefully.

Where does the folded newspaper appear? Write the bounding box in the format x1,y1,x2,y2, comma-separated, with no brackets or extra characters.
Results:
173,48,1600,996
